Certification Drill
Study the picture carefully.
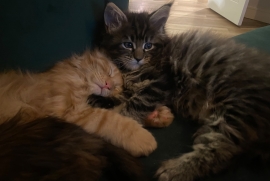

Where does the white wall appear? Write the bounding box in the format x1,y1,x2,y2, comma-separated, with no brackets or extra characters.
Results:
245,0,270,24
208,0,249,26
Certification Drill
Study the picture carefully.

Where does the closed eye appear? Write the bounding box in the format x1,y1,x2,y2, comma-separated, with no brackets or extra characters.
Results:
108,67,113,77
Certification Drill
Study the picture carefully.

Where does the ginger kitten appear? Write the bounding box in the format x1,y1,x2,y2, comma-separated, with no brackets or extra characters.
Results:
0,49,157,157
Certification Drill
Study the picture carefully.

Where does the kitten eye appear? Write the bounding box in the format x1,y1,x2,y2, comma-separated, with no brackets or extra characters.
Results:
108,68,113,77
144,42,152,50
123,42,133,49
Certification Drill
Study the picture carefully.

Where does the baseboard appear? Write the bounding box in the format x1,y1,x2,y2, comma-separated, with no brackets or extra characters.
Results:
245,6,270,24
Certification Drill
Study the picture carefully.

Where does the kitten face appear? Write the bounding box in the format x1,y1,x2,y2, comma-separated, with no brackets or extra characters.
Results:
92,62,122,97
107,17,158,71
119,31,154,70
103,2,172,71
82,50,123,97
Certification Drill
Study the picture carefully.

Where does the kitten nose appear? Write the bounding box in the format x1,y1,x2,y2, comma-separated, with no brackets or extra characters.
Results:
103,81,111,90
134,48,144,62
135,58,142,62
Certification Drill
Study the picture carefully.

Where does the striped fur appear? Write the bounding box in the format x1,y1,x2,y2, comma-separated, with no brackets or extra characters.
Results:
117,65,173,126
154,30,270,181
90,2,174,127
101,2,172,72
90,3,270,179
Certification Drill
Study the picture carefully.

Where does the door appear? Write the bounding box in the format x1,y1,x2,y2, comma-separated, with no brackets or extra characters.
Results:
208,0,250,26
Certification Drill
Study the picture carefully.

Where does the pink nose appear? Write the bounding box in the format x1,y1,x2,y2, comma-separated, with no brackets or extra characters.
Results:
102,81,111,90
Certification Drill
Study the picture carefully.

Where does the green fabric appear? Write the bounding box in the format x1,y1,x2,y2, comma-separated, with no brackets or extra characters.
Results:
0,0,129,72
139,116,197,180
234,25,270,54
140,118,270,181
140,121,270,181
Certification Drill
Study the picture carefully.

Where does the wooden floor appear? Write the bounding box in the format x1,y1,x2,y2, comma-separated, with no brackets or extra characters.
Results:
129,0,268,38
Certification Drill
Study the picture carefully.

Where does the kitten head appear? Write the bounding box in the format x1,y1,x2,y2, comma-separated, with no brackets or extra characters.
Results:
78,50,123,97
102,2,172,71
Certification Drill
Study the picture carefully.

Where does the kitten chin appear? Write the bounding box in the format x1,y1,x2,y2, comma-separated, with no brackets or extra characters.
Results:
127,59,146,70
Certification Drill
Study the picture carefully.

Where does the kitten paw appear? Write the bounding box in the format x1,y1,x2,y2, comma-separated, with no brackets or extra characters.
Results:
145,106,174,128
127,127,157,157
155,154,197,181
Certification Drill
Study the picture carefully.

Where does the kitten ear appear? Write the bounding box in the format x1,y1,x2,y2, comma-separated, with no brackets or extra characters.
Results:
149,1,173,33
104,2,127,33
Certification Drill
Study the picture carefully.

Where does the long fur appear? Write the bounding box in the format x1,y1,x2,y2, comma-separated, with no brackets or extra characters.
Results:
0,49,157,157
89,2,270,180
95,5,270,177
154,30,270,181
90,2,174,128
0,49,158,180
0,114,146,181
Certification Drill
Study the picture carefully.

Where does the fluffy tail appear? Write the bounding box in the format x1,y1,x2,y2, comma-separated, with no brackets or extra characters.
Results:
0,114,147,181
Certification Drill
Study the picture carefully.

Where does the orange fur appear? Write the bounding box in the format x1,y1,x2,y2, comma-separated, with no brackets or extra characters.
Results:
0,49,157,157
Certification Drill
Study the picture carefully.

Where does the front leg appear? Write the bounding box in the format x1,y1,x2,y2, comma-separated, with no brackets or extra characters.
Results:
64,106,157,157
144,106,174,128
88,83,174,128
156,124,242,181
120,77,173,127
88,68,174,128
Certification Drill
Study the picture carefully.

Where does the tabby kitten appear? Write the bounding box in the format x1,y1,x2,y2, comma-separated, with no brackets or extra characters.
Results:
0,49,156,157
90,2,174,127
153,30,270,181
0,114,146,181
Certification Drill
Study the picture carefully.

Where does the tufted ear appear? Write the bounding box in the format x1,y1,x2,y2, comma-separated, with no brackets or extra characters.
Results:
149,1,173,33
104,2,127,33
